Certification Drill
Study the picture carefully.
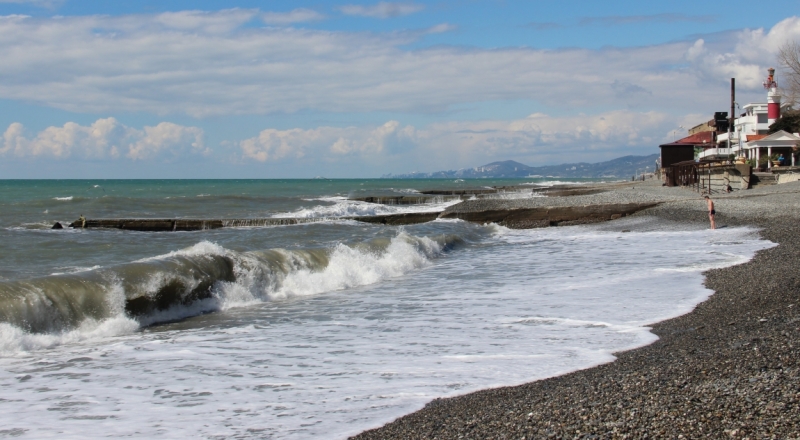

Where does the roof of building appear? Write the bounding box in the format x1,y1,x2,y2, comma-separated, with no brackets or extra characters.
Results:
660,131,715,148
745,134,768,142
749,130,800,143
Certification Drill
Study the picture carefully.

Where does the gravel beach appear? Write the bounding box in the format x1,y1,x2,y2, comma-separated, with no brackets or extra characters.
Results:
353,180,800,439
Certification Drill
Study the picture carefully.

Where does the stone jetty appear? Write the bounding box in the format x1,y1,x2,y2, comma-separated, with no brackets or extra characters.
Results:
64,202,658,231
63,182,679,232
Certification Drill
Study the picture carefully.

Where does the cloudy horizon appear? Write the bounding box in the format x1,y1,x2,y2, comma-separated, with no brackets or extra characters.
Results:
1,1,799,178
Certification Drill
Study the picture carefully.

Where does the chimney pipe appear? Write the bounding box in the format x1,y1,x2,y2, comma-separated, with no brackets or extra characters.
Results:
729,78,735,150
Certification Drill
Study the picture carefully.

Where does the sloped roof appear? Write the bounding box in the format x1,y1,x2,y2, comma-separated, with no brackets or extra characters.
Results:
745,134,768,142
747,130,800,146
762,130,800,141
673,131,715,145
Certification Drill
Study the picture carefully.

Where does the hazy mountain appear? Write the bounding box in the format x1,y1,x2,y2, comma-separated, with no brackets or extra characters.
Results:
382,154,660,179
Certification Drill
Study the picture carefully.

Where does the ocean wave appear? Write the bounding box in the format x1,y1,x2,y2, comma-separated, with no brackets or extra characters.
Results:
387,188,421,194
0,232,460,353
50,265,103,276
53,196,74,201
302,196,347,202
273,198,460,218
520,180,589,187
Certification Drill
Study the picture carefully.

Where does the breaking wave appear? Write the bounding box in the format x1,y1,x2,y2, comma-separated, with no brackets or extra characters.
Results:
272,198,459,218
0,232,461,353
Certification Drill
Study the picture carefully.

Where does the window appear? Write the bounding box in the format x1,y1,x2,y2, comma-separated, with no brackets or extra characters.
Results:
757,113,768,124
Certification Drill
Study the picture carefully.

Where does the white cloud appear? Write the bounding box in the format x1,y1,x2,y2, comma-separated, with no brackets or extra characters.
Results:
154,9,258,34
238,120,416,162
426,23,456,34
127,122,207,160
0,11,797,134
686,17,800,88
237,111,670,170
262,8,325,25
414,111,672,167
338,2,424,18
1,118,207,161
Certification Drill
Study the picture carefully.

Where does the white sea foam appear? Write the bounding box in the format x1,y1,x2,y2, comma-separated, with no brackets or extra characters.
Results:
303,195,348,202
519,180,586,187
134,240,229,262
50,265,102,276
0,222,774,439
272,233,440,300
272,198,460,218
0,231,446,353
0,317,139,354
0,281,137,354
389,187,422,194
53,196,73,201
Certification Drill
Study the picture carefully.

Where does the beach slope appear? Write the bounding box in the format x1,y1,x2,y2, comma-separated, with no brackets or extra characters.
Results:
353,181,800,439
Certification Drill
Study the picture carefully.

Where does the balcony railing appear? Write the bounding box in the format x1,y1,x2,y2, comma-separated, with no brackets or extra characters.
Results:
698,148,733,159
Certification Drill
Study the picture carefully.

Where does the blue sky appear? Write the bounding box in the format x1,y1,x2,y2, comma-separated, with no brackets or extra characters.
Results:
1,0,799,178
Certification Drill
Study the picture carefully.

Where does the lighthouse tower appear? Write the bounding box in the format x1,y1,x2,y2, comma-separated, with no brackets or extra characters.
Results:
764,67,781,126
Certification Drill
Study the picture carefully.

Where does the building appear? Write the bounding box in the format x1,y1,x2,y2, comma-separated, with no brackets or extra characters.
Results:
688,120,715,135
659,131,715,187
743,130,800,167
702,68,796,167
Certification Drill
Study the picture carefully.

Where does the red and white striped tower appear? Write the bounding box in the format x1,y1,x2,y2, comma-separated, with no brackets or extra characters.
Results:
764,67,781,126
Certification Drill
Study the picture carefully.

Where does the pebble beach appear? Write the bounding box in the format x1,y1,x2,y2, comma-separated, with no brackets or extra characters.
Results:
353,180,800,439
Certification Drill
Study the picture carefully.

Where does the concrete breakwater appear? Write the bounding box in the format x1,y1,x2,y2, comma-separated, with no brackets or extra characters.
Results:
348,187,528,205
439,202,658,228
348,195,466,205
60,202,658,231
533,187,608,197
348,186,609,206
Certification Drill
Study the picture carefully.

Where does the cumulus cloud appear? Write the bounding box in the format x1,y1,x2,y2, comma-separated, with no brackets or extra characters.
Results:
239,120,416,162
686,17,800,88
262,8,325,25
338,2,424,18
1,118,207,161
154,9,258,33
416,110,672,167
126,122,206,160
236,111,671,170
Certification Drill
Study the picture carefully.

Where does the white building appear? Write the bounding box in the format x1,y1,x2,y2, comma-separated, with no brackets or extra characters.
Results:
744,130,800,167
713,103,772,156
705,68,797,167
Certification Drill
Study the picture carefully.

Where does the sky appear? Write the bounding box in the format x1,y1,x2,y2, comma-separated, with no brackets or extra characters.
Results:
1,1,799,178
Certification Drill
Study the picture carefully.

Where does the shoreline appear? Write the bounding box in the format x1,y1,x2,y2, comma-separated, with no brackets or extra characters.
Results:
353,181,800,438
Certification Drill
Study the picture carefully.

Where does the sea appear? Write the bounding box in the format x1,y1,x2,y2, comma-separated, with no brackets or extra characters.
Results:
0,179,774,439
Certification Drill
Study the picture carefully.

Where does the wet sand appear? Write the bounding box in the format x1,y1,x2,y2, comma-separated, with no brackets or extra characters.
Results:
353,180,800,439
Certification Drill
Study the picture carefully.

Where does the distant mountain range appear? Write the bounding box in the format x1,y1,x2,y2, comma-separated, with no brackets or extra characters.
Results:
382,154,660,179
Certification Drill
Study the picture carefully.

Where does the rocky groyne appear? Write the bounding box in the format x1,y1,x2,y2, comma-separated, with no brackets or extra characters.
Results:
63,182,682,232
